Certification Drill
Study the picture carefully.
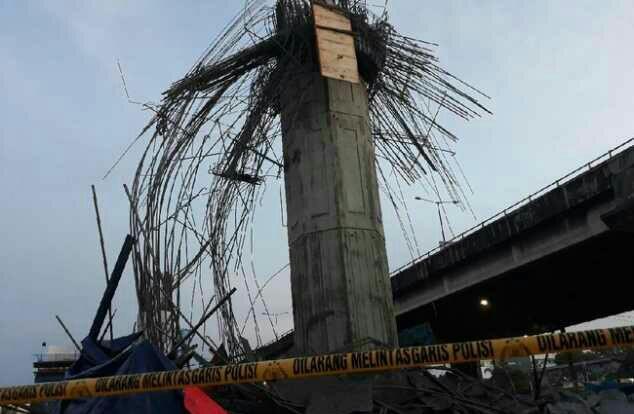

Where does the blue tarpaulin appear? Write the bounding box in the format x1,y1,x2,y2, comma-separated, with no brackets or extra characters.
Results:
397,322,435,347
55,333,185,414
585,381,634,395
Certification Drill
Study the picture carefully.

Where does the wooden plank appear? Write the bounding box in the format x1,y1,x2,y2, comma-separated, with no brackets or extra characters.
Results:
313,6,359,84
313,3,351,32
88,235,135,340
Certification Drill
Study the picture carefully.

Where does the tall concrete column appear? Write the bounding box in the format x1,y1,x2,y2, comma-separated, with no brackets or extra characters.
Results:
281,72,398,355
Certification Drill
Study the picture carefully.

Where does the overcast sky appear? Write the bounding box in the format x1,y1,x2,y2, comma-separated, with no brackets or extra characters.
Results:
1,1,634,386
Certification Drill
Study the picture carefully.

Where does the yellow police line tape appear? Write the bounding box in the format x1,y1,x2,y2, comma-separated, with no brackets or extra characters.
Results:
3,325,634,406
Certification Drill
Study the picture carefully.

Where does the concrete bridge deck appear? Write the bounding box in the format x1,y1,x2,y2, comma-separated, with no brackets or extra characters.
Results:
392,138,634,343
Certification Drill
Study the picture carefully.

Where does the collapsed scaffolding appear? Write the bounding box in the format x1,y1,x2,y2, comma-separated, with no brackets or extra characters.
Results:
127,0,490,359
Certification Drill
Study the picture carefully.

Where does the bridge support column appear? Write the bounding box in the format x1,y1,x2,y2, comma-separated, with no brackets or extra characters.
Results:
281,72,398,355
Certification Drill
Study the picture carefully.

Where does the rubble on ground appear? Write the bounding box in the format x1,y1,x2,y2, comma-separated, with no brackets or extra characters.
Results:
209,367,634,414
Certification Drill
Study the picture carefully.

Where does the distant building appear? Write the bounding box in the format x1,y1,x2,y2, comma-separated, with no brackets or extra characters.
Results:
33,345,78,383
30,346,78,414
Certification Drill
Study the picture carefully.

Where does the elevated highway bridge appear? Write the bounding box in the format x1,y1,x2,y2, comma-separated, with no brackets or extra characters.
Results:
392,138,634,343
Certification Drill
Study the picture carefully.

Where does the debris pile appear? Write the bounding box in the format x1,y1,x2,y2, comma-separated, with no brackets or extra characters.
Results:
545,389,634,414
266,369,540,414
213,369,634,414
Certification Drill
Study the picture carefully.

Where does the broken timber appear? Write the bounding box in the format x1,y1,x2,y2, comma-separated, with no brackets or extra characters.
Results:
88,235,135,340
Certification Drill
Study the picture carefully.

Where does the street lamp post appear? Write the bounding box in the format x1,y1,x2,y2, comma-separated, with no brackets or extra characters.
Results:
414,196,459,245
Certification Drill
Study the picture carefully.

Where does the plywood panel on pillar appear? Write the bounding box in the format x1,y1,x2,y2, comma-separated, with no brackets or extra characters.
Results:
313,3,352,32
313,4,360,84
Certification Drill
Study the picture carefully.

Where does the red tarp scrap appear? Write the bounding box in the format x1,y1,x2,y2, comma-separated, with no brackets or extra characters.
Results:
184,387,227,414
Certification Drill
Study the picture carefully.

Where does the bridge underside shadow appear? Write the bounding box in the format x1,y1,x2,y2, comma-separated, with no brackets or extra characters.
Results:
397,230,634,343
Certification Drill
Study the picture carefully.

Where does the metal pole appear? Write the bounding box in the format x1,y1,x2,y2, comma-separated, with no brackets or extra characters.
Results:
437,202,446,243
55,315,81,353
99,309,118,343
91,185,114,342
167,288,237,359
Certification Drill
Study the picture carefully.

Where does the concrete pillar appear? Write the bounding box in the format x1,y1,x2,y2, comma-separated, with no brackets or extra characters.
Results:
281,72,398,355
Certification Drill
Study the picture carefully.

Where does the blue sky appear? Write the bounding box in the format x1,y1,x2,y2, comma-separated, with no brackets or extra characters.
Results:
1,1,634,386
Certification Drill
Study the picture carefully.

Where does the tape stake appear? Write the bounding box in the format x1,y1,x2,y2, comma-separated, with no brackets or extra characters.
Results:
3,325,634,405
